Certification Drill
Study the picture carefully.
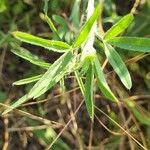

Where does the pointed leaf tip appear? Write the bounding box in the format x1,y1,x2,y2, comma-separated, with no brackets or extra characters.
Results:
12,31,71,53
104,13,134,40
104,43,132,90
84,63,94,118
72,4,101,48
94,57,118,102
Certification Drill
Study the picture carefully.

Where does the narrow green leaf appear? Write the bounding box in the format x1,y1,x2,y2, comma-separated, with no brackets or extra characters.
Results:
43,0,49,14
13,74,43,85
2,52,74,114
11,46,50,69
78,57,90,76
70,0,80,28
28,51,74,99
74,71,85,95
52,15,67,27
72,4,101,48
44,15,61,40
104,43,132,89
104,13,134,40
107,37,150,52
126,100,150,126
12,31,71,52
94,57,118,102
2,94,29,115
84,63,94,118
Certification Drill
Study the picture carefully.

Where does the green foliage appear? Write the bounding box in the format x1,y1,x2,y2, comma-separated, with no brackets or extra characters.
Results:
72,4,101,48
104,13,134,40
13,74,43,86
44,14,60,40
126,100,150,126
12,31,71,52
28,51,74,99
2,1,150,122
104,43,132,89
3,94,29,114
70,0,80,28
0,0,6,12
0,91,6,102
107,37,150,52
74,71,85,95
94,57,118,102
84,63,94,118
26,119,71,150
2,52,74,114
11,45,50,69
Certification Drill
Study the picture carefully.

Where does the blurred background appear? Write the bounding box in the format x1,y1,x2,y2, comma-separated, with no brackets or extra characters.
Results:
0,0,150,149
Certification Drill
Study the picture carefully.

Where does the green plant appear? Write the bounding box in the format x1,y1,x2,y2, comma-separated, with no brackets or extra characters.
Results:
2,0,150,121
0,0,6,13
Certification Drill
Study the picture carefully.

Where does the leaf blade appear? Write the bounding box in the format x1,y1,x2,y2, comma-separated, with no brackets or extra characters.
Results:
104,13,134,40
2,94,29,115
44,15,61,40
126,100,150,126
28,51,74,99
84,63,94,118
94,57,118,102
107,37,150,52
13,74,43,86
11,45,50,69
72,4,101,48
104,43,132,89
12,31,71,52
2,52,74,114
70,0,80,28
74,71,85,95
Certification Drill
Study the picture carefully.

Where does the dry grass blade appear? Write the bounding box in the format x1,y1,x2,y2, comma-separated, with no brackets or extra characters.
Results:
88,119,94,150
126,53,150,65
95,115,123,136
46,100,84,150
8,124,60,132
22,87,80,106
2,115,9,150
125,105,148,149
0,102,62,126
95,105,147,150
